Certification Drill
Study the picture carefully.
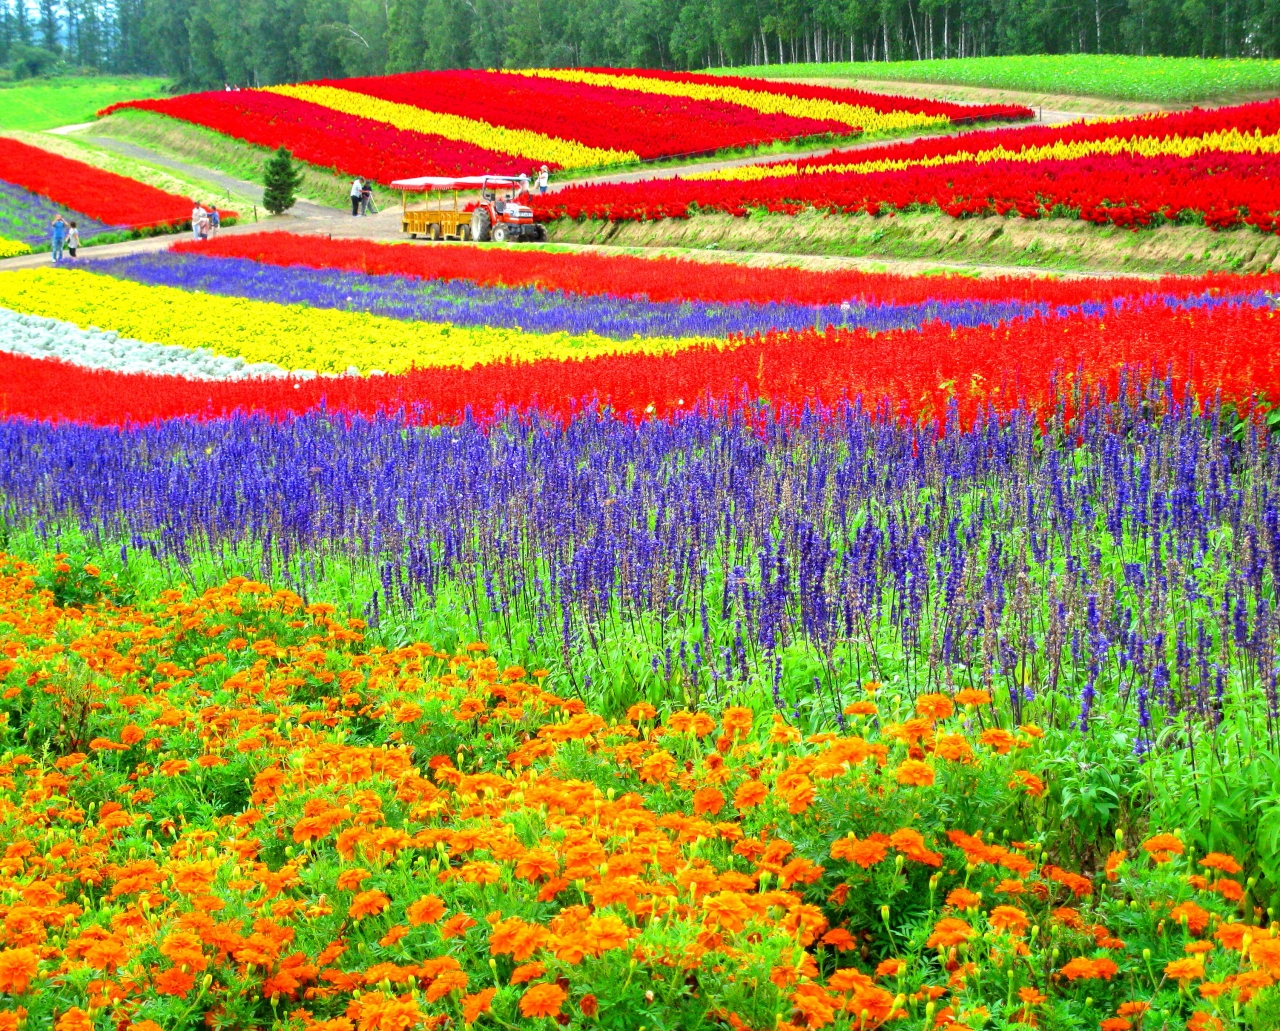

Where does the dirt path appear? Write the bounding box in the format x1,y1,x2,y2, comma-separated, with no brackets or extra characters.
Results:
82,136,333,218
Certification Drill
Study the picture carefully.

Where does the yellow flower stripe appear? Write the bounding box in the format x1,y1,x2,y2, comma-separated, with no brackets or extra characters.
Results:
0,237,31,259
688,127,1280,182
0,269,712,375
263,83,636,170
506,68,948,137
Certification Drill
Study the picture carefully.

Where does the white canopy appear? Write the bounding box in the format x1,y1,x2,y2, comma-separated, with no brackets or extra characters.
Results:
389,175,528,191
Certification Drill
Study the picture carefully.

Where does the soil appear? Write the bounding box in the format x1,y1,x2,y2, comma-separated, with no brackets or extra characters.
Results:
548,210,1280,276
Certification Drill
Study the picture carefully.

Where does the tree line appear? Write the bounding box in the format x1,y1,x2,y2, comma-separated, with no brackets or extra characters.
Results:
1,0,1277,87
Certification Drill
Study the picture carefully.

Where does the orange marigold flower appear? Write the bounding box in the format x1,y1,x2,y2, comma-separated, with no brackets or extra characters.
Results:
1018,987,1046,1006
1212,879,1245,902
1165,959,1206,982
926,918,974,948
579,995,599,1018
439,913,477,939
916,693,955,721
988,906,1030,936
626,702,657,722
56,1010,93,1031
978,729,1015,754
1170,901,1212,936
1213,923,1252,950
1105,851,1127,882
154,967,195,998
1200,852,1242,874
935,735,974,763
895,760,935,787
0,948,39,995
425,968,468,1003
349,890,390,920
843,701,878,716
1141,833,1184,856
821,929,856,952
946,888,981,910
1184,942,1215,955
510,962,545,985
1060,958,1118,981
1100,1020,1131,1031
1116,1003,1150,1017
336,868,371,891
519,983,567,1019
406,895,445,926
734,780,769,809
876,959,905,978
692,787,725,817
721,706,754,738
461,988,496,1025
955,689,991,706
831,834,889,869
1010,770,1046,796
689,713,716,738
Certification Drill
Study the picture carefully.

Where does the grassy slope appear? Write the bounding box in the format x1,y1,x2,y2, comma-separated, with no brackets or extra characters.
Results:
0,76,169,130
89,109,396,210
709,54,1280,104
549,209,1280,275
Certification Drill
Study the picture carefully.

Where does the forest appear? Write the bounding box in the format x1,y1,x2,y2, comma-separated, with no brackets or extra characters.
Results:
1,0,1279,95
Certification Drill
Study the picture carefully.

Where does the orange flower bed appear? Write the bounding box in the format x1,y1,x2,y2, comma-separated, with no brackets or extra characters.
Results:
0,553,1270,1031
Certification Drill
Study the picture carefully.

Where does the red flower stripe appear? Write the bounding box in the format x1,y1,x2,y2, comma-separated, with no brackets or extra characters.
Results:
103,91,534,183
177,232,1280,307
787,99,1280,173
0,138,197,229
533,150,1280,232
581,67,1031,123
7,300,1277,428
323,70,850,160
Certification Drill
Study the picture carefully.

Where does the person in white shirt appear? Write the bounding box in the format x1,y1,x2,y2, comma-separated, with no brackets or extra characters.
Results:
191,204,206,240
536,166,549,194
350,178,362,216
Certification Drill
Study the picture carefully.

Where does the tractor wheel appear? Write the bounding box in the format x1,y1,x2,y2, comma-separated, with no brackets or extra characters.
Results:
533,225,547,242
471,209,491,242
491,225,510,243
457,226,470,241
428,224,442,241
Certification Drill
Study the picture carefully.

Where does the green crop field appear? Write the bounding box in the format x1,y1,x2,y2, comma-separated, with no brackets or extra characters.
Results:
714,54,1280,104
0,75,169,131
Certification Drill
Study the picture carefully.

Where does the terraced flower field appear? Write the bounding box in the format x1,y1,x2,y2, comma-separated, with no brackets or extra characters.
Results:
101,70,1031,183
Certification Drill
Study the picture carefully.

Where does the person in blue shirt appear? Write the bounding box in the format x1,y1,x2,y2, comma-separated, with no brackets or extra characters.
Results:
50,215,67,263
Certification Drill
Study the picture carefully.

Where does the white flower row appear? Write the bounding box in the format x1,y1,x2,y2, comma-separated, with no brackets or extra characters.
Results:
0,306,291,381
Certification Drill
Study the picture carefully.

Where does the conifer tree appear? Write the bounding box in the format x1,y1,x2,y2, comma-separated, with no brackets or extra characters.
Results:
262,147,303,214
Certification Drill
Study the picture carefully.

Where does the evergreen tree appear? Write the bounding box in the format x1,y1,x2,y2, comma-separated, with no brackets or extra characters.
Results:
262,146,303,214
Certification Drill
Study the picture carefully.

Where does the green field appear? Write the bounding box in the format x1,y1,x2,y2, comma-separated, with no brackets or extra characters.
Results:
0,75,169,131
714,54,1280,104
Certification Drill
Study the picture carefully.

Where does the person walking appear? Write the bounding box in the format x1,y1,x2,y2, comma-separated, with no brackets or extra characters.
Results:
208,205,220,238
350,177,362,216
49,214,67,263
536,165,549,195
191,202,206,241
359,178,376,215
66,221,80,259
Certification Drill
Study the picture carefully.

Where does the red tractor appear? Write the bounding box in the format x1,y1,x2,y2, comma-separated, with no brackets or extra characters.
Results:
469,175,546,243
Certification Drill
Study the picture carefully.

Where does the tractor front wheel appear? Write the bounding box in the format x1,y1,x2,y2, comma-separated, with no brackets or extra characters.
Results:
471,209,491,242
491,225,510,243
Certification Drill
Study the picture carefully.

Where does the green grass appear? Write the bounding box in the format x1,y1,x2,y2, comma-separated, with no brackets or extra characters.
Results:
710,54,1280,104
0,75,169,131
